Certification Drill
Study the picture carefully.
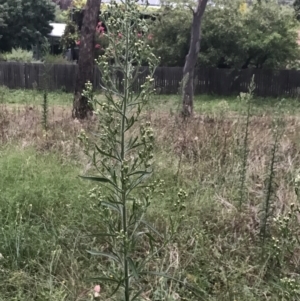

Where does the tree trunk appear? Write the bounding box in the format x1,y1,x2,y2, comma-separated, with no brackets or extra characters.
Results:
72,0,101,119
182,0,208,117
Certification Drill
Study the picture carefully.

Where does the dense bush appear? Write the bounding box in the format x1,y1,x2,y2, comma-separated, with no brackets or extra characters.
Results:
0,0,55,52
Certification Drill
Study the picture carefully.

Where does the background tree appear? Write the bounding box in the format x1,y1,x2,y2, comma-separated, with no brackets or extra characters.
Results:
151,0,299,69
294,0,300,19
0,3,7,40
181,0,208,116
200,0,299,69
72,0,101,119
0,0,55,52
150,7,192,66
199,1,250,68
53,4,69,22
52,0,73,10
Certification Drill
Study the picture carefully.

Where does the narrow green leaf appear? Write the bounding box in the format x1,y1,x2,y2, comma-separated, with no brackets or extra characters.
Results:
125,115,135,132
140,220,163,238
88,276,120,283
131,288,144,301
128,170,152,177
145,232,156,252
87,250,121,263
131,156,140,171
79,175,115,187
109,279,123,298
169,216,175,237
111,169,117,184
92,151,96,165
107,194,123,205
129,142,144,150
136,231,146,236
94,143,120,161
101,201,122,214
127,257,139,280
87,233,116,237
127,136,138,150
128,173,152,191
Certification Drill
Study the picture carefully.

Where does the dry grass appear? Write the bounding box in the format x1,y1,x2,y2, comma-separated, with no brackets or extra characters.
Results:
1,104,87,156
2,101,300,220
2,101,300,224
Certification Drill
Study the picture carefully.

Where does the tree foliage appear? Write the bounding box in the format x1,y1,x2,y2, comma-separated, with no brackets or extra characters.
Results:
0,0,55,52
149,7,192,66
151,0,300,69
52,0,72,10
294,0,300,19
54,4,68,22
0,3,7,40
201,0,299,69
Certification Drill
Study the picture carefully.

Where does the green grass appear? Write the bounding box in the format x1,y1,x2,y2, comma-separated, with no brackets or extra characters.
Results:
2,87,300,115
0,147,101,300
1,88,300,300
0,86,72,106
151,93,300,115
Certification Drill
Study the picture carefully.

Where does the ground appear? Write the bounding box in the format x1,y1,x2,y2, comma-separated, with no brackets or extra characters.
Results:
1,87,300,300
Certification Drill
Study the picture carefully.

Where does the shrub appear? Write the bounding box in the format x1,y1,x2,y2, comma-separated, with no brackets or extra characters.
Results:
3,48,35,62
42,54,70,64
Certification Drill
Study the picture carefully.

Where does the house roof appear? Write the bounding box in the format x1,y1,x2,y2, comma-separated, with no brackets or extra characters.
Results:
49,23,67,38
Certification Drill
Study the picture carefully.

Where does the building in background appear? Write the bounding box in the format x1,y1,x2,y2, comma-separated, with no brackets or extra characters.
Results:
48,23,67,54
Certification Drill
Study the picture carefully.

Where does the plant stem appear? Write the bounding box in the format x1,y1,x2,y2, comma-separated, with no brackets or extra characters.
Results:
261,128,279,244
122,1,130,300
239,98,250,210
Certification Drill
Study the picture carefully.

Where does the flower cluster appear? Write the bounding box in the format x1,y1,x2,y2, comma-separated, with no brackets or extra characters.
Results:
96,21,105,36
175,189,187,212
271,202,300,262
75,40,101,49
280,277,300,298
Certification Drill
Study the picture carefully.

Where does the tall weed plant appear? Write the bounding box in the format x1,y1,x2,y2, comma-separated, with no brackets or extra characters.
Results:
260,101,285,243
237,76,255,209
78,1,189,300
42,91,49,133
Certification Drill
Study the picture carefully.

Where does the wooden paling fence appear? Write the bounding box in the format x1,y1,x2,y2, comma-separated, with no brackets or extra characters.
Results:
1,62,300,97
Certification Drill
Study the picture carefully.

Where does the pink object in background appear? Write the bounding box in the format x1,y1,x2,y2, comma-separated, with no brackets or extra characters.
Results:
94,285,101,297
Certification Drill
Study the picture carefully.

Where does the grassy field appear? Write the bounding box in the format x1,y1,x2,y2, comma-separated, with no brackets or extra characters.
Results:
3,85,300,114
1,88,300,300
